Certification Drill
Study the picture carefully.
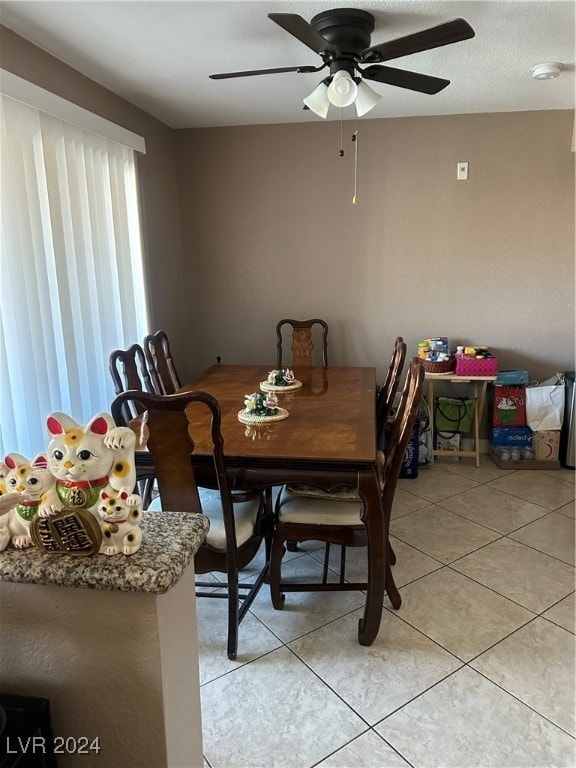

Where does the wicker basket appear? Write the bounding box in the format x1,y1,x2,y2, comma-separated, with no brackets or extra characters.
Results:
422,358,455,374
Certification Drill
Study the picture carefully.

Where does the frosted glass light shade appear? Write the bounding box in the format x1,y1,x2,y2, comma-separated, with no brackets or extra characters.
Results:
327,70,358,108
355,80,381,117
303,82,330,118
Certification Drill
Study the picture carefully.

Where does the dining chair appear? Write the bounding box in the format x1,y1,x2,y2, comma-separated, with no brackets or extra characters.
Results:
376,335,407,567
268,356,425,611
275,318,329,553
144,329,182,395
109,344,154,412
276,318,328,368
282,335,407,571
376,336,407,449
109,343,156,508
110,389,272,661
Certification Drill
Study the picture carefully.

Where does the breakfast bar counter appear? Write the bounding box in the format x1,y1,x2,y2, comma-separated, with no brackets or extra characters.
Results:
0,510,209,768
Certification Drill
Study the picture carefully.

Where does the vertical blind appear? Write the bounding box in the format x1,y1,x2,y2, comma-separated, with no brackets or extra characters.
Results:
0,95,149,458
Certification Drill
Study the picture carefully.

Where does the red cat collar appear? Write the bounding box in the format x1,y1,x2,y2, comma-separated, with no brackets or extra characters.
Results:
58,476,109,489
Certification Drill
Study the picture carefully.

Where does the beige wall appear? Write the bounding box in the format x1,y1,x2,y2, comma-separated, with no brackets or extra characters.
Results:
0,26,193,374
176,112,575,384
2,26,574,386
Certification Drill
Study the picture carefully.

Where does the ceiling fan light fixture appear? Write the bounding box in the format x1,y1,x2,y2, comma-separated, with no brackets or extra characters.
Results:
355,80,382,117
327,70,358,108
303,82,331,118
531,63,561,80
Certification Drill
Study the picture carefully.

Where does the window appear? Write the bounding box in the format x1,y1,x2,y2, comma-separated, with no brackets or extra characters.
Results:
1,89,149,457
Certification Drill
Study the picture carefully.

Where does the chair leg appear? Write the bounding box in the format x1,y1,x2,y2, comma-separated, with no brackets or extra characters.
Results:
339,546,347,584
139,477,154,509
322,544,348,583
226,567,240,661
322,543,331,583
388,541,397,566
385,560,402,609
264,530,273,565
269,535,286,610
262,489,274,564
275,487,298,552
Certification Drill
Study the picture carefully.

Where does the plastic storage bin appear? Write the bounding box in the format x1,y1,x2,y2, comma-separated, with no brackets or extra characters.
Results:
455,357,498,377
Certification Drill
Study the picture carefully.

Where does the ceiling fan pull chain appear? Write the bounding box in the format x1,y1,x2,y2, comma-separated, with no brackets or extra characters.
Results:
339,108,344,156
352,129,358,204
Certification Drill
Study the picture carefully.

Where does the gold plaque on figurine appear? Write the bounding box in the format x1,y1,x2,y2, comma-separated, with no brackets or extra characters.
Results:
30,507,102,556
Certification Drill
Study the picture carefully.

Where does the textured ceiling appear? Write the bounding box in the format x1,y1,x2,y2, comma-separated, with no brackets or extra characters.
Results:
1,0,574,129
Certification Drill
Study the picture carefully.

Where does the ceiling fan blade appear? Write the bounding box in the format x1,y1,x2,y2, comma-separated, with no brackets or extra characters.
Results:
210,65,318,80
362,65,450,95
268,13,339,55
363,18,475,63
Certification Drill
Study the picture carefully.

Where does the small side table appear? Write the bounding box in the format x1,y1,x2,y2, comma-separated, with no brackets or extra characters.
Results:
425,373,497,467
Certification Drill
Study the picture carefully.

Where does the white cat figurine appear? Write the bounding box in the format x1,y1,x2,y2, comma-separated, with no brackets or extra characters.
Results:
97,487,143,556
0,453,56,550
39,412,137,519
0,461,20,550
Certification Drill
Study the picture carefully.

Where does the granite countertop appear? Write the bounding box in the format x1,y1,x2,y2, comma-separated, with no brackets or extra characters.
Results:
0,510,209,594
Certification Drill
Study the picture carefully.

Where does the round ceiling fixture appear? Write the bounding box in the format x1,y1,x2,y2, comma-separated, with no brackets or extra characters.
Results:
531,63,561,80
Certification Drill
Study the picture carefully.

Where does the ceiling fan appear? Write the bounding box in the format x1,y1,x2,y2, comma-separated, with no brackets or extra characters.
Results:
209,8,475,118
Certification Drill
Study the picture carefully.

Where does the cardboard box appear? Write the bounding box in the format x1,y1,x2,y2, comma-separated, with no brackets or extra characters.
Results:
533,430,561,461
490,427,533,447
436,432,460,461
490,447,560,470
495,370,530,385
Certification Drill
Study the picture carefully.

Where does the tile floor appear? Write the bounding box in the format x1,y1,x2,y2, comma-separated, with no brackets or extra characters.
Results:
198,458,575,768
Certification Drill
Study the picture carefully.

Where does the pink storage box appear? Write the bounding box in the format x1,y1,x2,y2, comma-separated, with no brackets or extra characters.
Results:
455,357,499,377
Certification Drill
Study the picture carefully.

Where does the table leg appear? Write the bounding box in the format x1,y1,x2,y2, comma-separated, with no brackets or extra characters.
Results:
357,469,386,645
478,381,489,426
473,385,481,467
428,378,435,463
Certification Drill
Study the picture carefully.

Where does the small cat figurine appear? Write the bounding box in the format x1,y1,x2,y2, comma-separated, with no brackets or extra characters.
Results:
39,412,137,519
0,460,18,550
0,460,19,514
0,453,56,550
97,487,143,556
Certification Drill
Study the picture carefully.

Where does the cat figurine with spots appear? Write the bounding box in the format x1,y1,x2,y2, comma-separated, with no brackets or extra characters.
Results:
97,487,143,556
0,460,20,550
39,412,137,519
0,460,20,517
0,453,56,550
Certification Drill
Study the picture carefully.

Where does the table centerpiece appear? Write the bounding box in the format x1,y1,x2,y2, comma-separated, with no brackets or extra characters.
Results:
237,392,289,425
259,368,302,392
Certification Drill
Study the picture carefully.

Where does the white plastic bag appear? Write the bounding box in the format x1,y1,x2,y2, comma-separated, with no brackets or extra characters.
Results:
526,374,565,431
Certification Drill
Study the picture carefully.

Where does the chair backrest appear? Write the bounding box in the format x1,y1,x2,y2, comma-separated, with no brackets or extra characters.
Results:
109,344,154,423
144,330,182,395
376,337,407,447
380,357,424,509
110,390,239,548
276,318,328,368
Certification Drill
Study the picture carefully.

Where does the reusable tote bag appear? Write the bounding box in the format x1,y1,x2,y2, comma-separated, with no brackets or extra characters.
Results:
526,374,565,431
434,397,475,437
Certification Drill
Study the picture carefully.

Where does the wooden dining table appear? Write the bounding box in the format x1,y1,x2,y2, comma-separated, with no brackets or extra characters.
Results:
137,363,386,646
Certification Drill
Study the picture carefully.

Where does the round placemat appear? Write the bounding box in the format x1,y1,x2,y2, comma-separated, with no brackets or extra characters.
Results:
237,407,290,425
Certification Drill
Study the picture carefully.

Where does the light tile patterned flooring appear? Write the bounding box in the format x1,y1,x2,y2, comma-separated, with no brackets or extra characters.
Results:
198,458,575,768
